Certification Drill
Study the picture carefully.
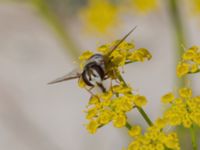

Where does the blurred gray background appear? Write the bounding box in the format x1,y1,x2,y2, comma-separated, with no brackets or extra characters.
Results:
0,1,200,150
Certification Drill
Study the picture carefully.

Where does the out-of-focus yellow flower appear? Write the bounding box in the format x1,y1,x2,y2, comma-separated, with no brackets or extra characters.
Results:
128,125,141,137
162,87,200,128
127,48,152,62
133,95,147,107
187,0,200,15
162,92,175,104
176,62,190,77
131,0,158,14
179,87,192,98
113,113,127,128
98,109,113,124
127,118,180,150
80,0,118,34
86,120,99,134
177,46,200,77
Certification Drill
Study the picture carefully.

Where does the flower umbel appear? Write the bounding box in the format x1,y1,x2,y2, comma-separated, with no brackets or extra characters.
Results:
162,87,200,128
177,46,200,77
85,83,149,133
127,118,180,150
79,34,152,133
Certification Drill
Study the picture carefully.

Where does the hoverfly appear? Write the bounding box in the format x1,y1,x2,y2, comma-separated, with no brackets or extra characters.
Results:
48,27,137,92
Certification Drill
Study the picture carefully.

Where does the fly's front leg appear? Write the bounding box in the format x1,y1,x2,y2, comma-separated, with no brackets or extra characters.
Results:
112,70,121,84
84,86,95,96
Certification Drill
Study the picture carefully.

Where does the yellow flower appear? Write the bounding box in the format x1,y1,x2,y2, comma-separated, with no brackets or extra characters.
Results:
193,53,200,64
112,84,132,94
162,87,200,128
187,0,200,15
79,50,94,69
80,0,118,34
182,48,197,61
98,109,113,124
97,44,111,54
113,113,127,128
127,48,152,62
133,95,147,107
88,96,99,105
161,92,175,104
128,125,141,137
86,107,98,120
127,119,180,150
154,118,168,129
178,87,192,98
190,63,199,73
132,0,158,14
163,133,180,150
86,120,99,134
176,62,190,77
110,50,127,66
177,46,200,77
78,77,86,88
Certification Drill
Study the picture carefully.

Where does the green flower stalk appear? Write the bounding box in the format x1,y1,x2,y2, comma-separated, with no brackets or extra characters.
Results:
169,0,187,88
190,125,198,150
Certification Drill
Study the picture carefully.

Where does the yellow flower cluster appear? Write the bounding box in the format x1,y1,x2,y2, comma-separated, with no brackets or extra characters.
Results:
162,87,200,128
131,0,158,14
78,40,151,79
85,83,147,134
79,0,118,34
177,46,200,77
127,118,180,150
98,40,151,78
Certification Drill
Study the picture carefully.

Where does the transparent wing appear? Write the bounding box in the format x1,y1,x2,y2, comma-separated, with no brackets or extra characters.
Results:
108,26,137,55
48,68,81,85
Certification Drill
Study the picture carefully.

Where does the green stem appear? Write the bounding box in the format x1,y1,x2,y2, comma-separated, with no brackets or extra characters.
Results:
125,122,132,130
29,0,81,60
190,125,198,150
169,0,187,88
117,73,153,126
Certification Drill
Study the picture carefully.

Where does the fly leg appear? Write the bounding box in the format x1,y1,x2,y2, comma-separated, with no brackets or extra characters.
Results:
84,86,95,96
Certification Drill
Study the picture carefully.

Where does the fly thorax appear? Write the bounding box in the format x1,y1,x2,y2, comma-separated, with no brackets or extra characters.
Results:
86,54,105,72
